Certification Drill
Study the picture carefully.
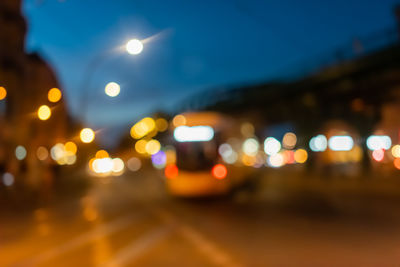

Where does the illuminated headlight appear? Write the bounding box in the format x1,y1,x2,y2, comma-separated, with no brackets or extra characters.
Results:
174,126,214,142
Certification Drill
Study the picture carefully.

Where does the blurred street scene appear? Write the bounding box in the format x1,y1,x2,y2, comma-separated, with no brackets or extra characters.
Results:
2,0,400,266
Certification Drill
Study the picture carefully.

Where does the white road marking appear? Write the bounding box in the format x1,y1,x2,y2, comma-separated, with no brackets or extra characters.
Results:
99,225,172,267
153,208,243,267
15,213,144,267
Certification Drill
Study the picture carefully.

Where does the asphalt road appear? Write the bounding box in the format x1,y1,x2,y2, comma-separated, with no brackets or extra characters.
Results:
1,169,400,267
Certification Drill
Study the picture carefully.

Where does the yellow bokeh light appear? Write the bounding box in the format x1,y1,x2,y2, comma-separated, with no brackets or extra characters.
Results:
0,86,7,100
392,145,400,158
48,88,62,103
80,128,95,143
64,141,77,154
130,117,156,139
294,149,308,163
172,115,186,127
155,118,168,132
38,105,51,120
145,139,161,155
135,139,148,154
95,150,109,158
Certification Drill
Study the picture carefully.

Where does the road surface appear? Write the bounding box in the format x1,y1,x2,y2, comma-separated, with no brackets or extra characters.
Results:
1,169,400,266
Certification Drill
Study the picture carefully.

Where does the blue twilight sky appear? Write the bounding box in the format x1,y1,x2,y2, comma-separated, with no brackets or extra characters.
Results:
23,0,399,128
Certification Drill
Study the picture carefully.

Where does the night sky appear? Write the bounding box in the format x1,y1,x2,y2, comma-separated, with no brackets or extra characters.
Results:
23,0,399,129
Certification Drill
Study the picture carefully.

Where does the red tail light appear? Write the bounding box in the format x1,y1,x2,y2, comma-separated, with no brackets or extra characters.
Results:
212,164,227,179
165,164,179,179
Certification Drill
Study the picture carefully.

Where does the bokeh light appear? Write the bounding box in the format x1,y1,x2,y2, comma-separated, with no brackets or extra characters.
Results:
172,114,186,127
36,146,49,161
95,150,109,159
267,153,285,168
212,164,227,179
264,137,281,156
15,145,27,160
366,135,391,151
112,158,125,173
372,149,384,162
151,151,167,169
105,82,120,97
0,86,7,100
242,138,259,156
127,157,141,172
126,39,144,55
155,118,169,132
165,164,179,179
130,117,156,139
391,145,400,158
135,139,148,154
80,128,95,143
309,134,328,152
64,141,77,154
48,88,62,103
2,173,14,187
394,158,400,170
282,132,297,149
294,149,308,163
145,139,161,155
38,105,51,120
328,136,354,151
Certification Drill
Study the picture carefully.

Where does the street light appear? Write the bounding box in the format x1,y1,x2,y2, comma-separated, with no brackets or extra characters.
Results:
79,38,144,121
126,39,144,55
105,82,121,97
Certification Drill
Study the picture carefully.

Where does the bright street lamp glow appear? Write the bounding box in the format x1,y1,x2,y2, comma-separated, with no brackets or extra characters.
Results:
80,128,95,143
105,82,120,97
38,105,51,120
126,39,143,55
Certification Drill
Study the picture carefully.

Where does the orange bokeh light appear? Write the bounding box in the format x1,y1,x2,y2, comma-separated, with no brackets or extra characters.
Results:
212,164,227,179
165,164,179,179
394,158,400,170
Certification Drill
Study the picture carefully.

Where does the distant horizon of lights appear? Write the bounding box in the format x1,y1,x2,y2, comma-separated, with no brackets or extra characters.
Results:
328,135,354,151
264,137,281,156
309,134,328,152
366,135,392,151
174,126,214,142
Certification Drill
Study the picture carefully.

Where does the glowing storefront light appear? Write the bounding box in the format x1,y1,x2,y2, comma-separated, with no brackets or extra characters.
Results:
174,126,214,142
328,136,354,151
366,135,391,151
